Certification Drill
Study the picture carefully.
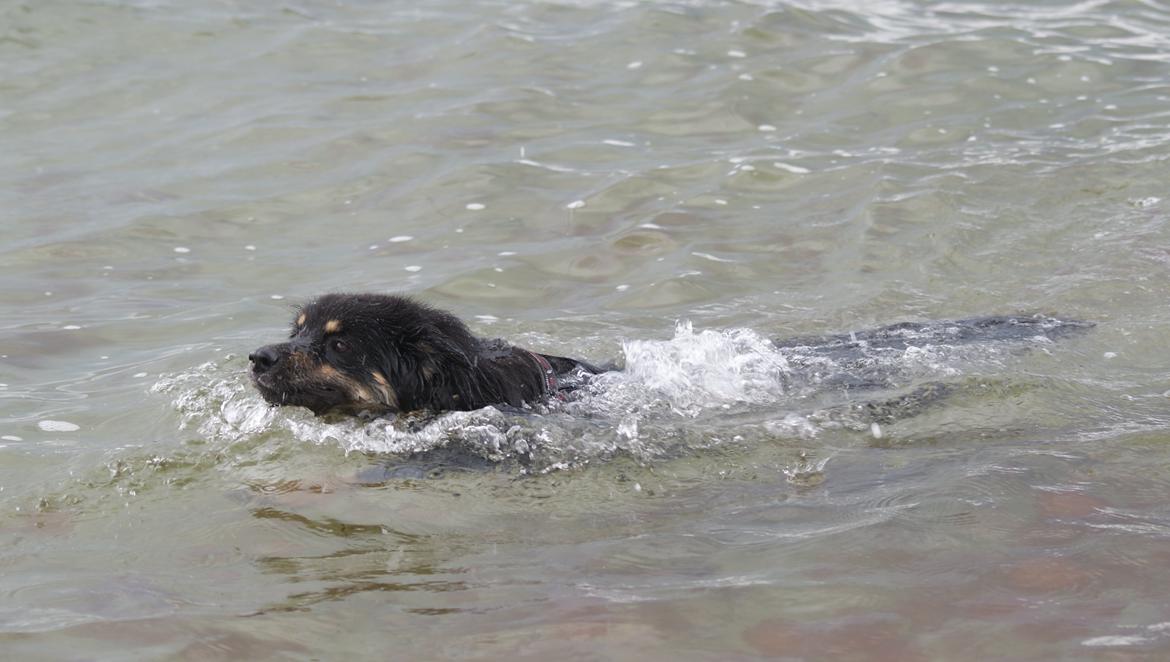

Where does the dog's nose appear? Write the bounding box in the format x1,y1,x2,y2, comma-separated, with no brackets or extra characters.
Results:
248,345,282,372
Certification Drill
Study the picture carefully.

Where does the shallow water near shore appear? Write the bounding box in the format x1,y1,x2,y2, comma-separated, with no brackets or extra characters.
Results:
4,0,1170,658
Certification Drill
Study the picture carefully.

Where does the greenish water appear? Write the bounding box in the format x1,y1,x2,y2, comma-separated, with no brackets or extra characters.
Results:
3,0,1170,658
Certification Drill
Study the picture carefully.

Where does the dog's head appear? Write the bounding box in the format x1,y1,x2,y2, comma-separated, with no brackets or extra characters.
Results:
249,293,478,416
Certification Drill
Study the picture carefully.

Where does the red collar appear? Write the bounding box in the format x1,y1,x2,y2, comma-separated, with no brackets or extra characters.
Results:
526,351,561,398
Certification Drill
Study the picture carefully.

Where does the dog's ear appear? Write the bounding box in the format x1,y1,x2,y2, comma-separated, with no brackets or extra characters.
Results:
412,309,476,367
413,331,473,379
374,323,474,412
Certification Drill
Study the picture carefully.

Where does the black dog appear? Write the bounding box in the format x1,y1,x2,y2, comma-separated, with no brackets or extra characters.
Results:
250,293,1090,417
249,293,601,416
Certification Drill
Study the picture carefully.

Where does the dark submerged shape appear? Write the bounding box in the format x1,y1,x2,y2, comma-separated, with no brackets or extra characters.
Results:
249,293,599,416
773,314,1094,392
773,314,1094,356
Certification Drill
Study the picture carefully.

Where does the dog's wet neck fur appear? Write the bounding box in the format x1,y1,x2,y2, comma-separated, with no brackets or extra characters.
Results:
406,337,555,412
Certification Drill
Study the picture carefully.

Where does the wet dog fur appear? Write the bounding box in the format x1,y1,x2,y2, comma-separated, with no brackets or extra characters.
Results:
249,293,600,416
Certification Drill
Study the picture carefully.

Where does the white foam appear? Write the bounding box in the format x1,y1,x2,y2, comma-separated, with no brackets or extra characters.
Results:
1082,635,1150,647
773,162,810,174
617,415,638,440
38,420,80,432
157,364,545,462
616,321,791,413
326,409,533,459
691,251,736,263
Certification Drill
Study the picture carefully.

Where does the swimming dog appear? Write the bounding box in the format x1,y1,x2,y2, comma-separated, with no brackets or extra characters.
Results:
249,293,600,416
249,293,1089,417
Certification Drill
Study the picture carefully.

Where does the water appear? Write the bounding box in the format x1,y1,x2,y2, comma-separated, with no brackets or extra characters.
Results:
3,0,1170,658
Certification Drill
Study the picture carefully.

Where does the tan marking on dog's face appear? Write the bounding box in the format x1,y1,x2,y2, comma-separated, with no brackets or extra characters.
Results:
288,350,312,369
315,364,376,405
271,340,398,414
368,370,399,411
324,319,342,334
296,313,307,327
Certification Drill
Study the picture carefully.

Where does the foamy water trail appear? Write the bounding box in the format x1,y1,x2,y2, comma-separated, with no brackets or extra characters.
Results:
152,321,1018,470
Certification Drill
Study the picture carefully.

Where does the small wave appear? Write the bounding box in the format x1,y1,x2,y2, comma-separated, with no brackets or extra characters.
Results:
151,320,1050,472
152,364,544,462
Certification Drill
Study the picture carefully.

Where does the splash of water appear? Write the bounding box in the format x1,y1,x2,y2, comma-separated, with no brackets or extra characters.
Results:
152,320,1013,471
618,321,792,413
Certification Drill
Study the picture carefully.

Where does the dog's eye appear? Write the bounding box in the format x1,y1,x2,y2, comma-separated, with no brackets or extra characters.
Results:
330,339,350,354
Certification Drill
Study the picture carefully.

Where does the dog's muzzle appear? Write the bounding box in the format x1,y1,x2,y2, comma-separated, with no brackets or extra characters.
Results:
249,344,284,375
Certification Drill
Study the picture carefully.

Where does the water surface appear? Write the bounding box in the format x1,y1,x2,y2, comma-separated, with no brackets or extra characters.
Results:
3,0,1170,658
